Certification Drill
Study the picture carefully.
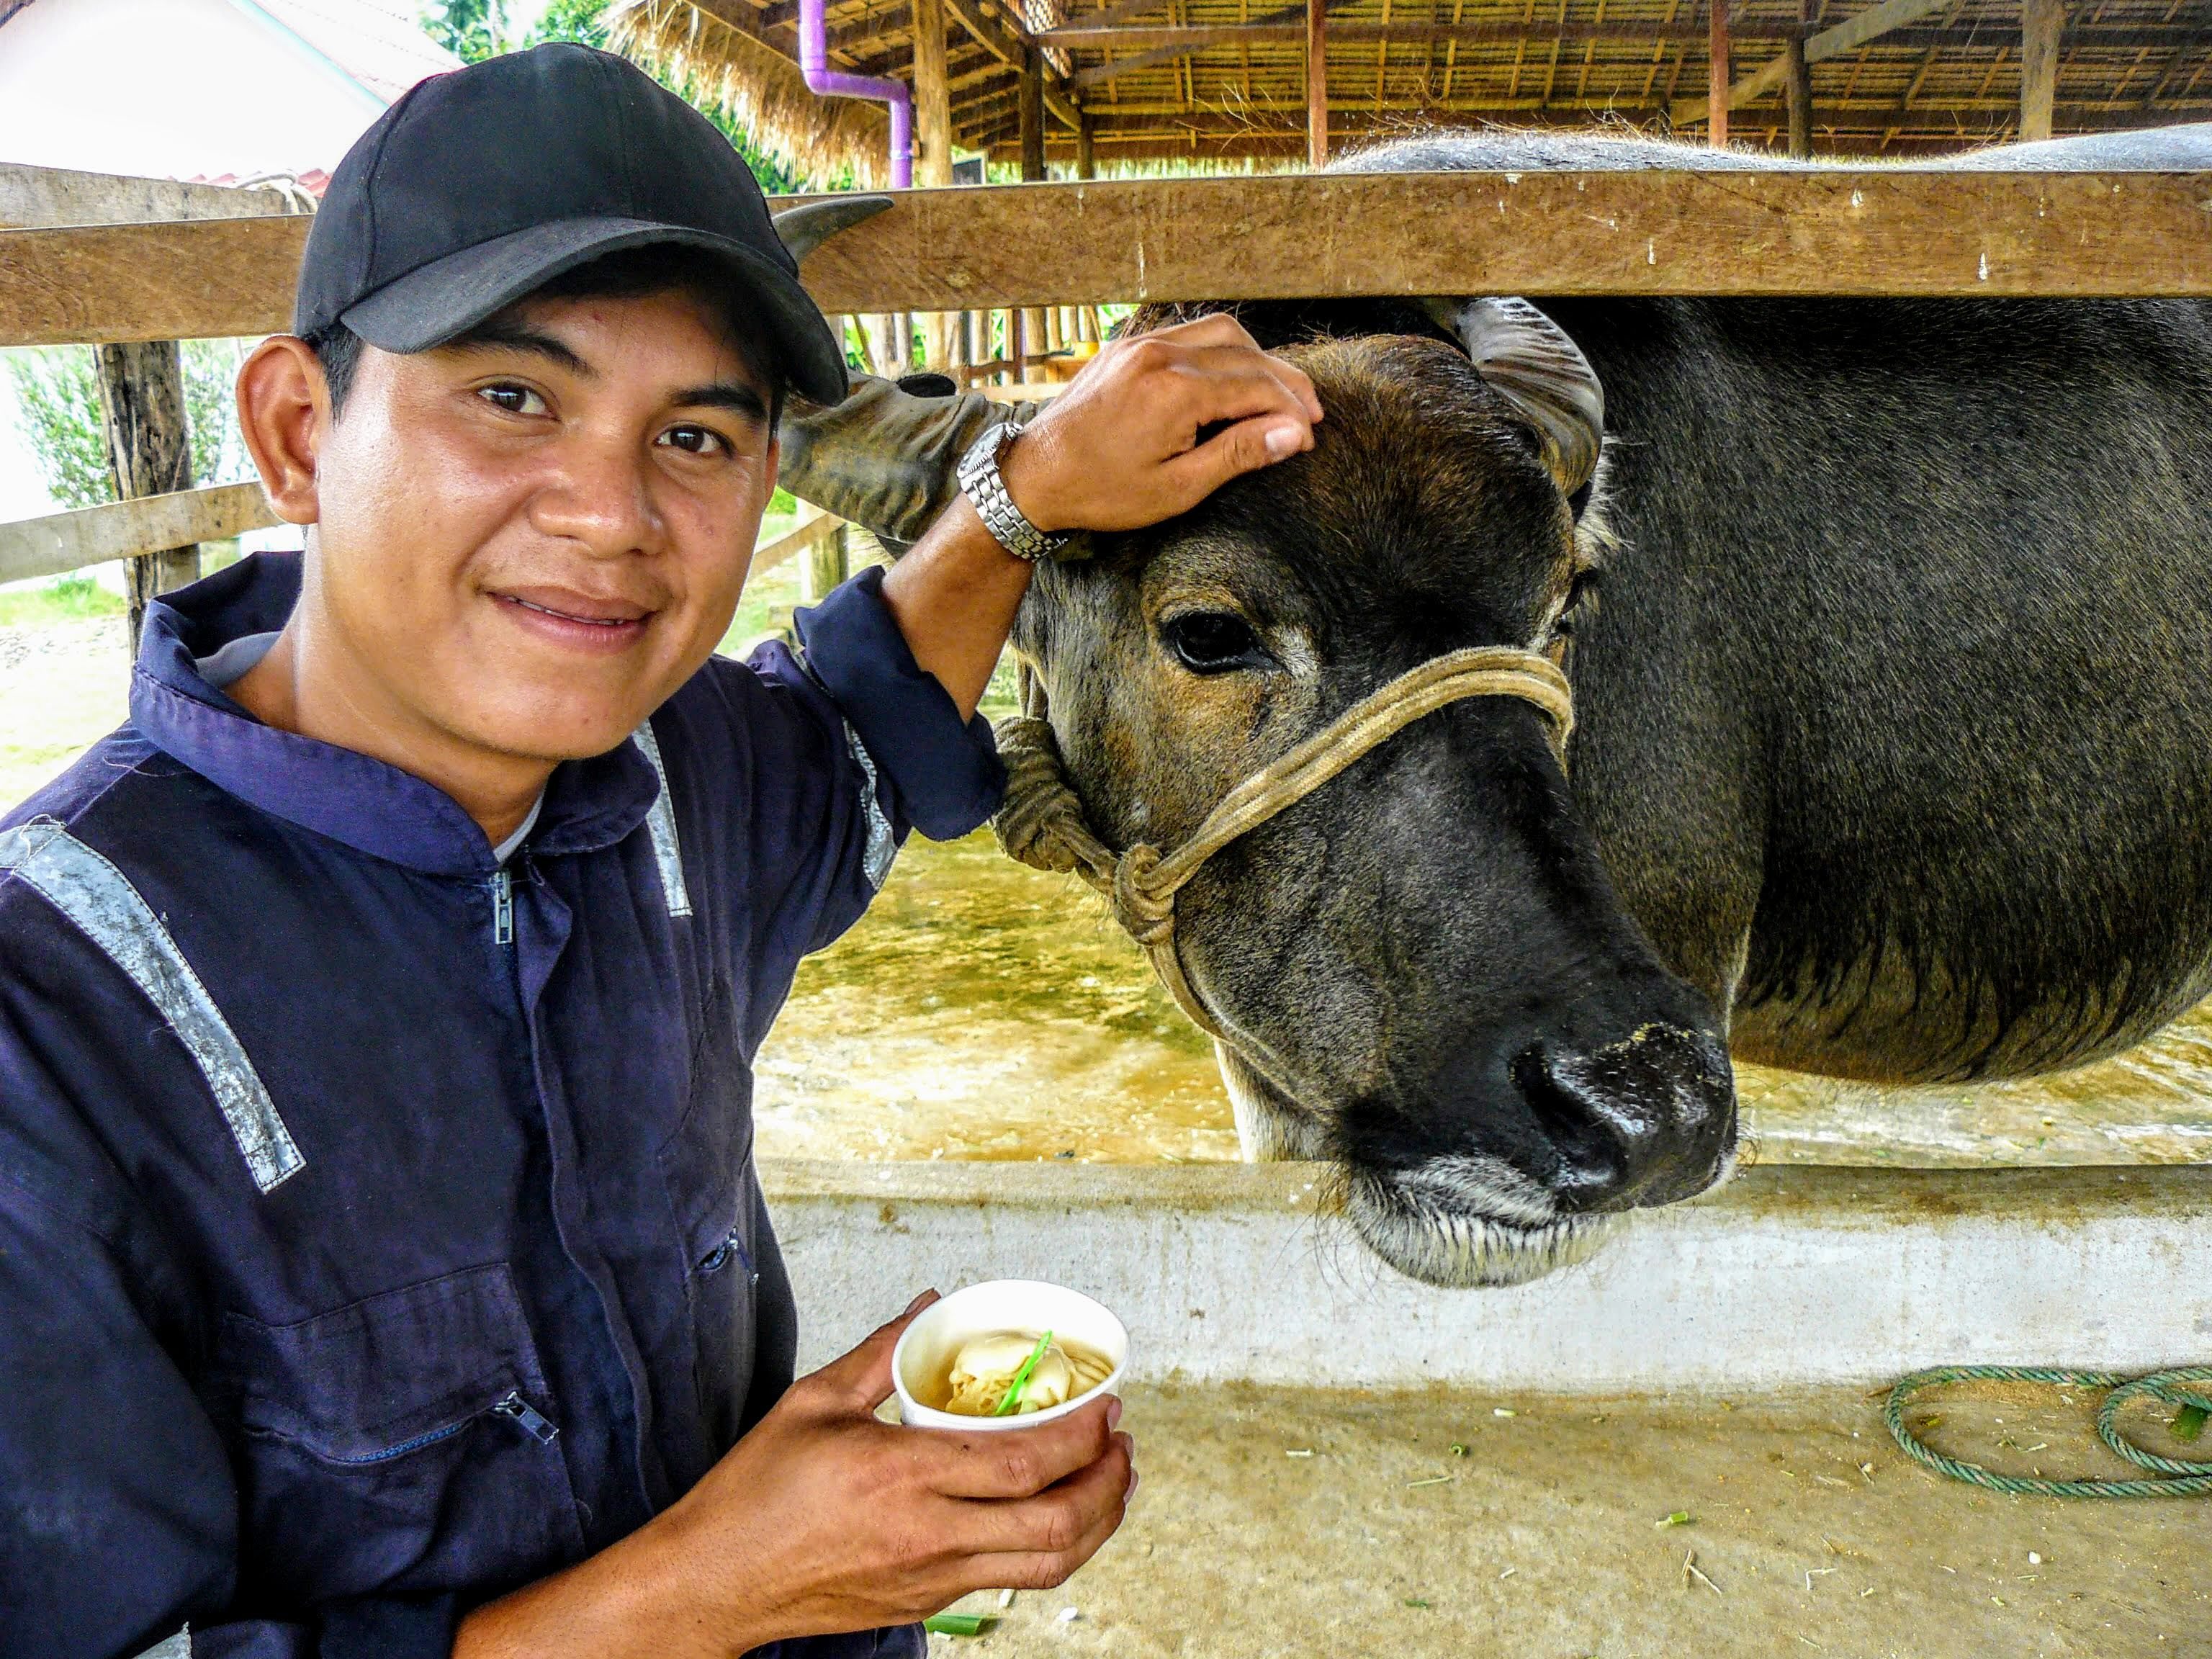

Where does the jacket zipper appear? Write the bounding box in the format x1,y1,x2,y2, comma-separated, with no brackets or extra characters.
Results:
323,1387,559,1464
492,866,514,947
698,1225,757,1285
490,1388,559,1444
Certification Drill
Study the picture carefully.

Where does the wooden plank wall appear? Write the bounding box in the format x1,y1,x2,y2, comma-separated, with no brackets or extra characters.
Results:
7,170,2212,350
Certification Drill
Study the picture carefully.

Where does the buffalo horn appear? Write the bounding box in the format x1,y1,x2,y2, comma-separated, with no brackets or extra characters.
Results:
1427,297,1605,500
778,375,1053,548
769,194,894,262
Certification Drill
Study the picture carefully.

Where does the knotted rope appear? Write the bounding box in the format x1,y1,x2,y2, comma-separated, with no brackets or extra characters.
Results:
1884,1365,2212,1498
992,646,1574,1038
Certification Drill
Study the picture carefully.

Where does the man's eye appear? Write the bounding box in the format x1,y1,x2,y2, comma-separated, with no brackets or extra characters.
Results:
659,425,727,456
479,384,547,416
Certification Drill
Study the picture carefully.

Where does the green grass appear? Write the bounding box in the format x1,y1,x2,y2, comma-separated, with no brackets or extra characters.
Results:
0,573,125,629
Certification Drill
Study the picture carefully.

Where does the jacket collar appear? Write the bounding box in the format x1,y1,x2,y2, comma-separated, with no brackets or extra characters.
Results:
130,552,661,878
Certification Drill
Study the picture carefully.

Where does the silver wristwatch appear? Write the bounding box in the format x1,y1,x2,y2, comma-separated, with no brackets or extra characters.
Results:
957,419,1066,563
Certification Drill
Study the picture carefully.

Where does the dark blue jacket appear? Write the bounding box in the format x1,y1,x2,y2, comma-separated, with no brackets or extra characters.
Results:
0,552,1002,1658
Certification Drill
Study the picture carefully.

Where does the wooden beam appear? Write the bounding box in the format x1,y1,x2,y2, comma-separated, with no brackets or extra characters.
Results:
0,163,303,230
942,0,1082,125
1050,18,1707,48
1071,0,1303,89
0,483,276,588
1039,17,2212,53
2022,0,2063,140
1065,0,1173,31
1076,107,1097,176
1,191,312,345
1673,0,1951,127
1709,0,1732,148
1306,0,1328,167
14,169,2212,351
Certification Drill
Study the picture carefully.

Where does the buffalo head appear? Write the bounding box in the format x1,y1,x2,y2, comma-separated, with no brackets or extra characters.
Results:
778,297,1736,1286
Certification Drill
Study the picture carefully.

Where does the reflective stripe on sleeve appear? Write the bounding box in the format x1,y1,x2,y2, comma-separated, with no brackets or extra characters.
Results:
133,1629,190,1659
0,820,301,1194
630,719,693,919
844,721,896,892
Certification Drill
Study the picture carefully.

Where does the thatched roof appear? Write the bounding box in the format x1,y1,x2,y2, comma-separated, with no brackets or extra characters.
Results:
618,0,2212,176
613,0,894,184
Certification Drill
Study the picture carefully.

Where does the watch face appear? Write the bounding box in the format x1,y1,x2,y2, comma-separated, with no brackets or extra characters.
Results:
960,423,1007,484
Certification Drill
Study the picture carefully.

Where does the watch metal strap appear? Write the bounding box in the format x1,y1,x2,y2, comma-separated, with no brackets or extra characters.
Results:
958,421,1066,563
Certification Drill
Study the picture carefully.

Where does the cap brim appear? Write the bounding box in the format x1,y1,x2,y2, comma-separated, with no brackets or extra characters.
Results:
338,216,848,405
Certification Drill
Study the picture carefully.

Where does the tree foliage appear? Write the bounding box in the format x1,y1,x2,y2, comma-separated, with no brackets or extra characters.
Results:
7,350,110,511
5,343,254,513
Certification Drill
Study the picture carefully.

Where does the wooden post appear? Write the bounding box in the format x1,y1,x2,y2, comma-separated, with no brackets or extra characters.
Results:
2020,0,2062,140
1784,35,1813,158
866,314,899,378
913,0,953,188
1305,0,1328,168
1707,0,1732,150
801,522,853,604
1076,109,1097,179
1019,46,1048,181
96,340,199,651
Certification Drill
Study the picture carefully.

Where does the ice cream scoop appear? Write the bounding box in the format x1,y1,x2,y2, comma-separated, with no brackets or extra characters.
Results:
945,1331,1079,1416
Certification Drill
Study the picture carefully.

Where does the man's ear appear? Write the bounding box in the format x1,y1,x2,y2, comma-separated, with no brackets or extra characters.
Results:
237,336,329,526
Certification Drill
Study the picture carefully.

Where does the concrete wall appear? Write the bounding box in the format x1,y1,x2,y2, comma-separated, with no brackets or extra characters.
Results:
763,1160,2212,1392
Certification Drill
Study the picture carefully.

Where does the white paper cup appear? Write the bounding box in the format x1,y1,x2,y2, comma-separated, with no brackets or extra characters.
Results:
891,1280,1129,1432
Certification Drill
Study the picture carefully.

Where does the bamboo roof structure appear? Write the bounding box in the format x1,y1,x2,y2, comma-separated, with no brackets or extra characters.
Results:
612,0,2212,177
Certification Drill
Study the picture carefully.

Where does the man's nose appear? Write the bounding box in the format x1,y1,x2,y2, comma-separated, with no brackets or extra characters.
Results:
529,438,661,557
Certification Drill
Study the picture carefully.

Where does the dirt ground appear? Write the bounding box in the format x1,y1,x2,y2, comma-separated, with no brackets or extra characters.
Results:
928,1382,2207,1659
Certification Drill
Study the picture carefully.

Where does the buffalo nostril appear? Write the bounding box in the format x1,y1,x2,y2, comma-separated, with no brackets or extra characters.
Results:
1509,1046,1632,1206
1512,1026,1736,1213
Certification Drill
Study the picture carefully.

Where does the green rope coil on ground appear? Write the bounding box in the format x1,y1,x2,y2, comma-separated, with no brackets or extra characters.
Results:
1884,1365,2212,1498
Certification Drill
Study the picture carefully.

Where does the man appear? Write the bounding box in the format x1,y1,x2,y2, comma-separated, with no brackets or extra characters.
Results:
0,44,1318,1659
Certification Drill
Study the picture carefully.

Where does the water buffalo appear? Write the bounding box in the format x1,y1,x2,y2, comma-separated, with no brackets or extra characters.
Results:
773,125,2212,1287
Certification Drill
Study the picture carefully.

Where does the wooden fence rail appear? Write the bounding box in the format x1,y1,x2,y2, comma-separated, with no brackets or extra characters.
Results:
8,171,2212,351
6,163,2212,584
0,163,303,230
0,483,276,589
0,486,843,593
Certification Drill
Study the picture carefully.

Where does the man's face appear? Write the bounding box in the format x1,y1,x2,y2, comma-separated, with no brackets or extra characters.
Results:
310,288,778,763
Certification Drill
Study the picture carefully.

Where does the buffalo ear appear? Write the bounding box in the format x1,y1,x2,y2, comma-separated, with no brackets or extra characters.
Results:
1424,297,1604,505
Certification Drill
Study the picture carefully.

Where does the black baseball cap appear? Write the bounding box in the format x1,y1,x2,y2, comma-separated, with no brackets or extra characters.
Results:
295,43,847,405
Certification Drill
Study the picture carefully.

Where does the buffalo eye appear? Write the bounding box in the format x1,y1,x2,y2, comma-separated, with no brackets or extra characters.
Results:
1555,568,1602,639
1161,611,1270,675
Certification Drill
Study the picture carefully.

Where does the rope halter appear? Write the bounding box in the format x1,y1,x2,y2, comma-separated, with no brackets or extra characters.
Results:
992,645,1575,1040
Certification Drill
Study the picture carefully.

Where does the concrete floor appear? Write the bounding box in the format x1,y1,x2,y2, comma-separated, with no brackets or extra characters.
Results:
929,1382,2208,1659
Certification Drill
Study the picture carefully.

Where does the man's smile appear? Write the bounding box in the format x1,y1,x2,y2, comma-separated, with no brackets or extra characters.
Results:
491,585,658,652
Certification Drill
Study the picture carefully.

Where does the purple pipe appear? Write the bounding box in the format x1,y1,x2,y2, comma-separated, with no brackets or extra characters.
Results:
799,0,914,187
